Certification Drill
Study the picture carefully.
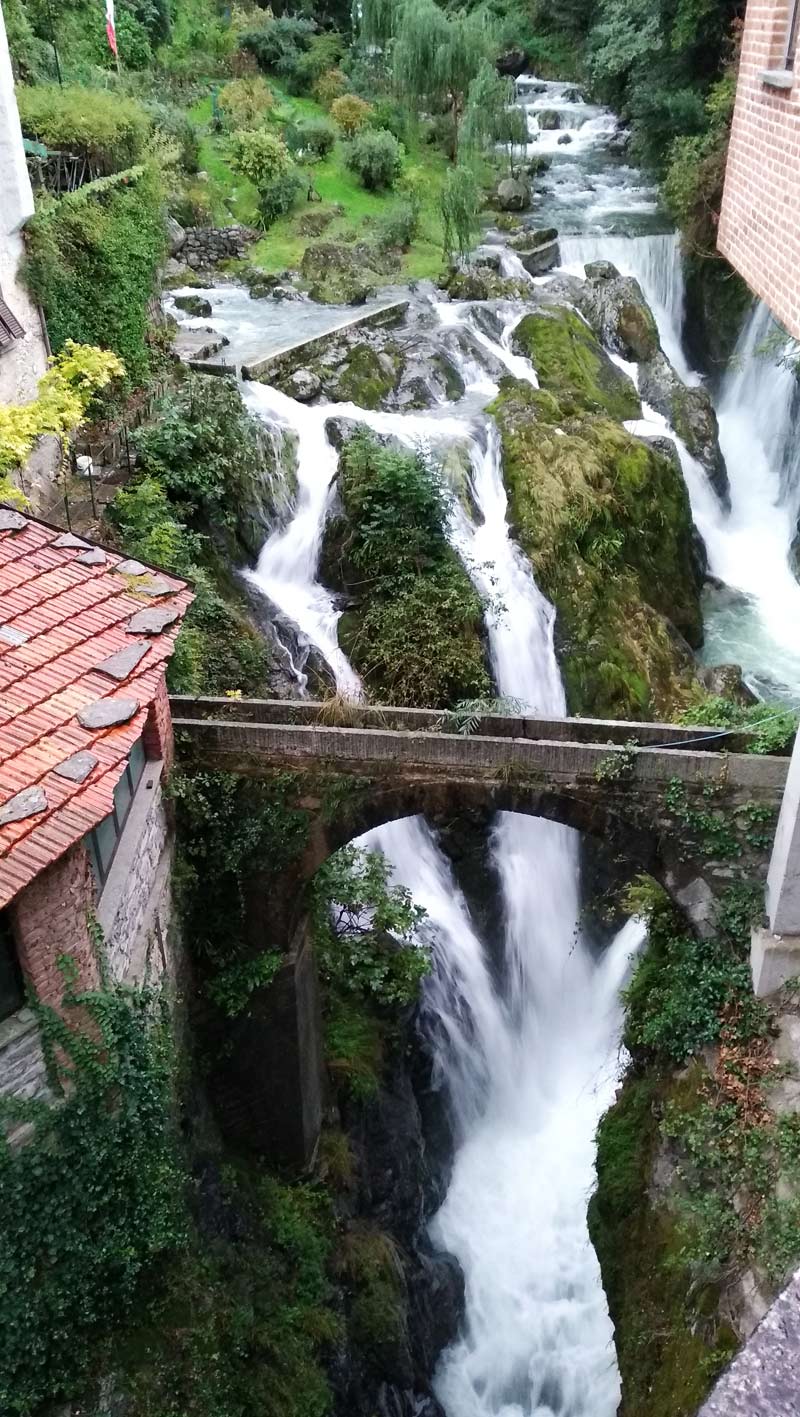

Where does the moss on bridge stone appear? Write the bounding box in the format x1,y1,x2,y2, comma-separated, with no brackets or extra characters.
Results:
489,378,704,720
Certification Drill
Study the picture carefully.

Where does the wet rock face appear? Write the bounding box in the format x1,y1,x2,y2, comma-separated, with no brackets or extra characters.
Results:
573,266,660,362
573,263,730,498
638,352,729,499
538,109,561,130
331,1049,464,1417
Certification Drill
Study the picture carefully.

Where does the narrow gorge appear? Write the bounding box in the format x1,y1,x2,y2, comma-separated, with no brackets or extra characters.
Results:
166,75,800,1417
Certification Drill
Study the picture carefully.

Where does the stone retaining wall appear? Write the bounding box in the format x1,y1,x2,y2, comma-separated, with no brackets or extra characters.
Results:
180,224,258,269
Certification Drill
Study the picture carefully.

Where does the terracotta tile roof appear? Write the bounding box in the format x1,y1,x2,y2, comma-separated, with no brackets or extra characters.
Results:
0,512,193,909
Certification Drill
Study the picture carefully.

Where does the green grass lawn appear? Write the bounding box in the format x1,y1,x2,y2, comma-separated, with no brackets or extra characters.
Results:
186,85,448,282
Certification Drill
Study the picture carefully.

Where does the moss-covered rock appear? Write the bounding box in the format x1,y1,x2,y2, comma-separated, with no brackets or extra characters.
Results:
301,243,376,305
512,307,642,421
489,378,703,718
573,264,660,363
441,267,530,301
589,1071,737,1417
328,343,403,410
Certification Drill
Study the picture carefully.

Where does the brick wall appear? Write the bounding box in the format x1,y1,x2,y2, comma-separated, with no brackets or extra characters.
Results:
11,845,100,1006
144,674,174,772
718,0,800,337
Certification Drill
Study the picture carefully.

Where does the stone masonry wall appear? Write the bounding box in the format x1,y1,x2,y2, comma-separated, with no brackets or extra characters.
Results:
102,775,173,986
718,0,800,337
180,225,258,269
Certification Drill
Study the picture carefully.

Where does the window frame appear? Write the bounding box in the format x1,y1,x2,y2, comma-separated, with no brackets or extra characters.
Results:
784,0,800,68
85,738,148,890
0,912,25,1023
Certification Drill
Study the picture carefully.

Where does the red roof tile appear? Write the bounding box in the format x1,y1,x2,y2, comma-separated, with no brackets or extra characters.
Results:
0,513,192,909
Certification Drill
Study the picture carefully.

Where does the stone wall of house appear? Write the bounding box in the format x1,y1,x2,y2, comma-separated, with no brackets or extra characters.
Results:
179,225,258,269
718,0,800,338
0,1007,52,1144
101,770,174,987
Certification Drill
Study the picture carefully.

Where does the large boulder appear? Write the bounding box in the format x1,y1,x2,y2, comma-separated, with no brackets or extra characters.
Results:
512,306,642,421
489,376,704,719
301,243,376,305
495,176,531,212
638,352,728,498
538,109,561,130
497,48,528,77
573,264,660,363
173,293,212,317
166,214,186,255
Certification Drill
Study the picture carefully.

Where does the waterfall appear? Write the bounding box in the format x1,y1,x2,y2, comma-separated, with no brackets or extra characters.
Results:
229,304,642,1417
560,231,698,385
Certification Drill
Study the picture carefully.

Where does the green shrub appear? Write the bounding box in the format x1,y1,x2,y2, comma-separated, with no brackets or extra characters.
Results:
367,96,408,144
259,167,306,227
288,32,345,94
217,75,274,132
289,116,337,159
141,98,200,172
345,127,403,191
229,126,292,190
133,372,264,526
16,84,152,173
22,166,166,389
376,200,418,250
313,65,348,108
240,14,316,68
331,92,372,137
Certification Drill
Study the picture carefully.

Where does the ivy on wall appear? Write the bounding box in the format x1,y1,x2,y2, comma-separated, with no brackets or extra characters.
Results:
0,973,183,1415
22,165,166,390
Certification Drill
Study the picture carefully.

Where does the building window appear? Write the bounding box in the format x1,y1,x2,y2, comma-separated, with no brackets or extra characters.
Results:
85,737,147,888
0,913,24,1022
785,0,800,67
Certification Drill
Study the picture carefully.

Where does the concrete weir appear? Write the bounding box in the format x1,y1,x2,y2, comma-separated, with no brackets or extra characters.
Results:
185,297,409,379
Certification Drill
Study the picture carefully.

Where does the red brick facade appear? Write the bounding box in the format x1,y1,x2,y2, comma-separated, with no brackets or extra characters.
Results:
11,844,100,1007
718,0,800,337
144,676,175,774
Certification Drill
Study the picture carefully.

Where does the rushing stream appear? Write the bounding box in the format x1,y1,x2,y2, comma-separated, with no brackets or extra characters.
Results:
169,71,800,1417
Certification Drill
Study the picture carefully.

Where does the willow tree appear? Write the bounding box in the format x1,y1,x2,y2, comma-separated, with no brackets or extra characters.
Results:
441,163,481,259
462,60,529,172
363,0,497,160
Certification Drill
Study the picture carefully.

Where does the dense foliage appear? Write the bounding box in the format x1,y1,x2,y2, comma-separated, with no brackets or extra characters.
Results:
23,166,166,388
327,430,490,708
312,845,431,1098
591,878,800,1416
0,979,183,1415
16,84,152,172
107,374,272,695
0,341,123,495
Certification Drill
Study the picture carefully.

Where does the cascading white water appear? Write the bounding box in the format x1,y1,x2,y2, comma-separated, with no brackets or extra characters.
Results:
560,231,699,385
537,71,800,698
229,298,644,1416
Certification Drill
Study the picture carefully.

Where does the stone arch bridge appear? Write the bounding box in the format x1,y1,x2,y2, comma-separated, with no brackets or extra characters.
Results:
170,695,789,1163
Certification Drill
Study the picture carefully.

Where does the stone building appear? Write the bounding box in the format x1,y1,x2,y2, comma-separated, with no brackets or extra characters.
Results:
718,0,800,336
0,508,192,1128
